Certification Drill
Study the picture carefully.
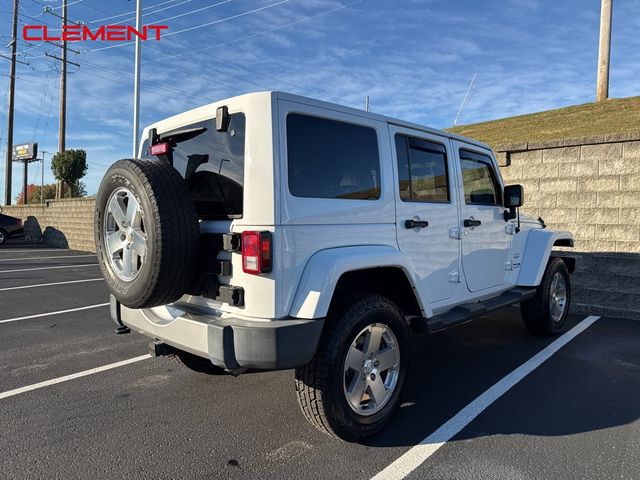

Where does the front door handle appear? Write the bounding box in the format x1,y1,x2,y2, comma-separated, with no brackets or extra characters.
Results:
405,219,429,229
463,219,482,227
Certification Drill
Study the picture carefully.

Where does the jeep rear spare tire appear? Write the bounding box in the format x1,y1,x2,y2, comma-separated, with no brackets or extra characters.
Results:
95,159,200,309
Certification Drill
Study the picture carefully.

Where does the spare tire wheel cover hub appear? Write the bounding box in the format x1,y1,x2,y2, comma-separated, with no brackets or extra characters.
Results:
104,186,148,281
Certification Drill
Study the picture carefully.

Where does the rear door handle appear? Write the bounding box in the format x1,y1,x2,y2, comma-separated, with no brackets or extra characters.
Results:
405,219,429,229
463,219,482,227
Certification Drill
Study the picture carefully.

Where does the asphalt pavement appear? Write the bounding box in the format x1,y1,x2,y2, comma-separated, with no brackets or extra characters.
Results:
0,240,638,480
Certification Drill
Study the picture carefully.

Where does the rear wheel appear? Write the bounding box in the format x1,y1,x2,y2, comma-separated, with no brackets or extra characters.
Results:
295,295,410,442
0,229,6,245
521,257,571,336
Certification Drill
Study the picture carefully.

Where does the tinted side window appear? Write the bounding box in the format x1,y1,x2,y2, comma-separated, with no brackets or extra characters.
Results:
460,149,501,205
287,114,381,200
395,134,449,203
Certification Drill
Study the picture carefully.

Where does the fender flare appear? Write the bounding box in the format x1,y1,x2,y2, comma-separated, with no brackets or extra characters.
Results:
289,245,425,319
517,229,574,287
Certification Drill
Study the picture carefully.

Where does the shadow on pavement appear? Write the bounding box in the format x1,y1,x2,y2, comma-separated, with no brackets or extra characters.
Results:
367,311,640,448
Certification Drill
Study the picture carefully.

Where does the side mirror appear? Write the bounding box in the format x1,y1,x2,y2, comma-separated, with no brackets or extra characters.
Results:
503,184,523,222
504,184,524,208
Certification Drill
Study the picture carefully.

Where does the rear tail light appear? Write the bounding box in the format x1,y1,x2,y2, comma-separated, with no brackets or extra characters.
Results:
242,231,272,275
149,142,170,156
16,218,22,225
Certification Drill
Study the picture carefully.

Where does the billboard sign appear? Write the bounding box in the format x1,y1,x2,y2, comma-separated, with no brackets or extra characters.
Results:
12,142,38,161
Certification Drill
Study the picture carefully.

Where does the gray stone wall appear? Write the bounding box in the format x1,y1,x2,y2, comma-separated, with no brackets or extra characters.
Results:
497,132,640,320
1,198,96,253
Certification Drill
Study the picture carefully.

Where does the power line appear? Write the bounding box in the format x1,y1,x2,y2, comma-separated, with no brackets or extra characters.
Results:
87,0,183,24
79,57,218,104
31,67,53,140
110,0,194,25
53,0,83,10
87,0,290,52
165,0,289,37
141,0,363,100
135,0,232,26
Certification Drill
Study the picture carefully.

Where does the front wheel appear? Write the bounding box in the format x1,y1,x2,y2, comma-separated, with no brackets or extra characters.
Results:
294,295,410,442
0,229,7,245
521,257,571,336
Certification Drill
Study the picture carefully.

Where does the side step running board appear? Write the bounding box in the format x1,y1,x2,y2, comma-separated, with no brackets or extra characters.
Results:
410,287,537,334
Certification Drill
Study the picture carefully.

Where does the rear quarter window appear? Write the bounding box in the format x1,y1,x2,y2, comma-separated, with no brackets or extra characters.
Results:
286,113,381,200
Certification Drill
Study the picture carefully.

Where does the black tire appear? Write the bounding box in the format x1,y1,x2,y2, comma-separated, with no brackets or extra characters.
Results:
0,229,7,246
94,159,200,308
521,257,571,336
295,295,410,442
171,350,226,375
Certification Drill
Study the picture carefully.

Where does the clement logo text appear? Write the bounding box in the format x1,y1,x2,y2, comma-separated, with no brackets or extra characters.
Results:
23,25,169,42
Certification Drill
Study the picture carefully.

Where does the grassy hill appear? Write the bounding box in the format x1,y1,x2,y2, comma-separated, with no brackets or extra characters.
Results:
448,96,640,150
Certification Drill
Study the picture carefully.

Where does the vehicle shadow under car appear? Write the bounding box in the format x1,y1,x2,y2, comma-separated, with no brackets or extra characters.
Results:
365,309,640,449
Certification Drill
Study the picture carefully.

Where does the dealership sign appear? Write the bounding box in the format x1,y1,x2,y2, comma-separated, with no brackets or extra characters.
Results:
12,142,38,161
23,25,169,42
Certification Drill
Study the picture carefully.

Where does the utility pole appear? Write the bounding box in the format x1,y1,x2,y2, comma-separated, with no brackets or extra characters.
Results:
41,151,46,204
133,0,142,158
57,0,67,198
3,0,19,206
596,0,613,102
22,157,27,204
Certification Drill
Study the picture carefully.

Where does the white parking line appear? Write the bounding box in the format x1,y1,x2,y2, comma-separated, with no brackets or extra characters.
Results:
371,315,601,480
0,263,99,274
0,249,70,253
0,278,104,292
0,254,96,262
0,355,152,400
0,303,110,324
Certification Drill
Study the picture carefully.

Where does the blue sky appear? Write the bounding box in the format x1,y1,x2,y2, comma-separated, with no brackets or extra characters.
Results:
0,0,639,199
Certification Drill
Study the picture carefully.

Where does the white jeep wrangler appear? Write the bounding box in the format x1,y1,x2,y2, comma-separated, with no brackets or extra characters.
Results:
95,91,574,441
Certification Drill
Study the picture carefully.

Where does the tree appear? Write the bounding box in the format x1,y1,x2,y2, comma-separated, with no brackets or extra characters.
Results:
15,183,57,204
69,180,87,198
51,149,88,198
15,184,38,205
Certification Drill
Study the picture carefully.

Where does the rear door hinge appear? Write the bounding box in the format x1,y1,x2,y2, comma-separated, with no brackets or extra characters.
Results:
222,233,241,252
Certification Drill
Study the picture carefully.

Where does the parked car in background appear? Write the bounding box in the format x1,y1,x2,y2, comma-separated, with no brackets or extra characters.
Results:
0,213,24,245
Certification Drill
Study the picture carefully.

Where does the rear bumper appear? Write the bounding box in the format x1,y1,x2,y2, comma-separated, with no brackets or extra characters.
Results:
111,296,324,370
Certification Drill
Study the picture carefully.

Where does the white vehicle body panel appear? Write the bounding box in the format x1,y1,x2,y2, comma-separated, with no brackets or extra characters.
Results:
132,90,573,327
518,229,574,286
451,140,512,293
289,246,425,319
389,125,461,304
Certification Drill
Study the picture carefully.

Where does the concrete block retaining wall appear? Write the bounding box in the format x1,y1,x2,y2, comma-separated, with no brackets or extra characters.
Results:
0,198,97,253
497,132,640,320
